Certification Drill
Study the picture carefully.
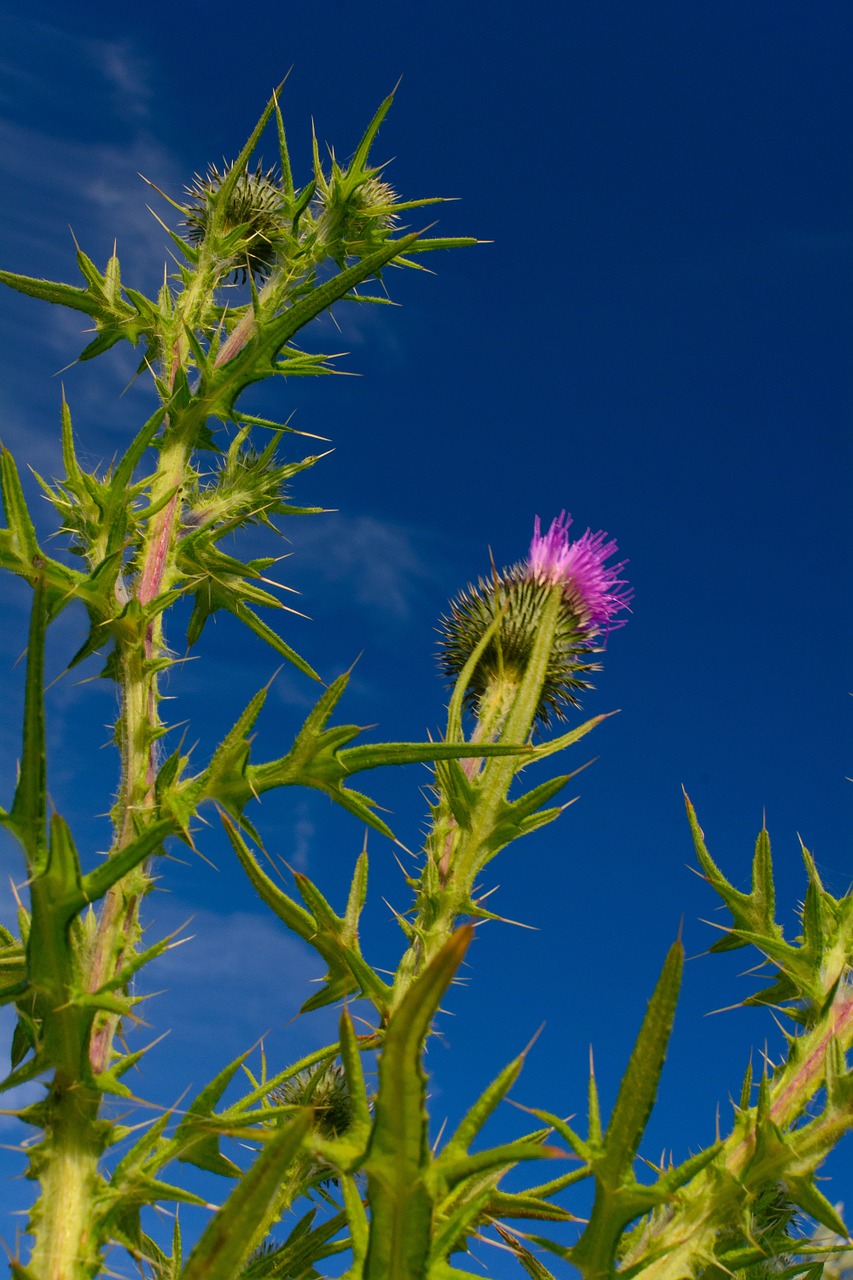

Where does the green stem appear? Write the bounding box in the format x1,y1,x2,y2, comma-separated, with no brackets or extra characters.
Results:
394,586,564,1001
87,421,193,1073
28,1084,104,1280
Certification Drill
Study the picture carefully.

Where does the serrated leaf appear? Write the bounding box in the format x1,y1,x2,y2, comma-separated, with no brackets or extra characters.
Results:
492,1224,560,1280
174,1049,253,1176
784,1175,848,1238
179,1110,313,1280
222,815,388,1012
5,578,47,869
77,819,176,909
602,940,683,1182
363,927,473,1280
440,1055,525,1165
0,268,105,317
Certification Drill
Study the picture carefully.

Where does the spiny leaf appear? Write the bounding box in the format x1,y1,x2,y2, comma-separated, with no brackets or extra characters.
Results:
686,795,784,954
601,940,683,1183
0,268,107,318
439,1054,525,1164
179,1110,313,1280
784,1175,848,1238
221,815,388,1012
363,927,473,1280
5,577,48,869
77,819,176,908
492,1224,560,1280
173,1049,253,1176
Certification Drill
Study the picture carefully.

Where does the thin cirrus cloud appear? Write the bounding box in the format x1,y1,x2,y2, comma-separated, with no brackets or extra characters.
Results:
135,901,333,1063
283,514,447,623
0,899,334,1126
0,19,154,126
0,115,183,301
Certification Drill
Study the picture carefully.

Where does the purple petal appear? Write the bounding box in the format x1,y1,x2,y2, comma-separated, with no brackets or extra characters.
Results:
528,512,633,634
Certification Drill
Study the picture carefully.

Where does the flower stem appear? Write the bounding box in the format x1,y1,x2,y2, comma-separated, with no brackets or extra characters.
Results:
86,425,191,1072
28,1083,104,1280
394,585,564,1000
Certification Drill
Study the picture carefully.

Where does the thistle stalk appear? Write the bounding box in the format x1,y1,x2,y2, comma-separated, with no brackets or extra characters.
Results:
622,989,853,1280
396,514,632,1000
27,1085,104,1280
85,370,194,1077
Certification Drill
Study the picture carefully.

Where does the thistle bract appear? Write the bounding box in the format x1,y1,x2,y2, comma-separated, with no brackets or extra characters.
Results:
438,511,632,728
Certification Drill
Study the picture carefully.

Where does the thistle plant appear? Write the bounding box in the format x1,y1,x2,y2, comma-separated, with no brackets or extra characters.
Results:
0,84,850,1280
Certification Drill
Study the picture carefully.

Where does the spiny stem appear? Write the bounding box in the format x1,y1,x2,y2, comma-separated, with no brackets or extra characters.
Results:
394,587,564,1002
28,1084,104,1280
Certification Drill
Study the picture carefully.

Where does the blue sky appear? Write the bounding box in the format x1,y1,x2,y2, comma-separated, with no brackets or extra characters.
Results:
0,1,850,1271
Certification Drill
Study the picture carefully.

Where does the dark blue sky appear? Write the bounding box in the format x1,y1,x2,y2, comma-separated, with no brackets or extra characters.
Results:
0,1,850,1268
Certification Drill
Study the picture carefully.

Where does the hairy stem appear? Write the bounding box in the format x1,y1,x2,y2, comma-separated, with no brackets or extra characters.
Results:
86,424,192,1073
28,1084,104,1280
394,587,563,1002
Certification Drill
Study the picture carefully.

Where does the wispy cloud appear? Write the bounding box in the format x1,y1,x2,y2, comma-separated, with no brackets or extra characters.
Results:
283,513,447,622
0,19,154,125
138,900,333,1061
0,892,337,1131
0,19,184,476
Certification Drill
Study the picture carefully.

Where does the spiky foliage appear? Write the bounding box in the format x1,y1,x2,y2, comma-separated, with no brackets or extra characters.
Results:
0,79,849,1280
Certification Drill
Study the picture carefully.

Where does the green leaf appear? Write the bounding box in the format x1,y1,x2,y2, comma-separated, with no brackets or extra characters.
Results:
179,1110,312,1280
439,1055,525,1165
569,941,684,1278
686,795,785,954
363,927,473,1280
77,819,176,908
4,578,48,869
601,940,683,1182
436,1137,557,1192
174,1050,253,1177
0,446,40,565
481,1190,580,1223
341,1173,369,1279
784,1175,848,1238
200,234,422,414
492,1224,560,1280
222,816,389,1013
239,1207,349,1280
0,268,105,317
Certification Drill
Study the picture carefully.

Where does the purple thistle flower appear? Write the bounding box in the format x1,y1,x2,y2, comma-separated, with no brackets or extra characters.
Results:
528,511,633,634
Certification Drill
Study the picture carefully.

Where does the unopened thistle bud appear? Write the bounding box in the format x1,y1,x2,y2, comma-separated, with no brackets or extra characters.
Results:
184,162,286,283
314,171,399,264
438,511,632,730
272,1062,353,1138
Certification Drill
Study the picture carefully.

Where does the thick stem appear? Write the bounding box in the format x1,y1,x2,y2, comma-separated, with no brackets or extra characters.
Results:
394,587,564,1002
28,1082,104,1280
87,424,193,1073
33,280,207,1274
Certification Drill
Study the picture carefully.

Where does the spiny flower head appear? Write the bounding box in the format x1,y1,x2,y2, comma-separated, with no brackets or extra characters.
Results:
271,1062,353,1138
184,161,287,283
438,512,632,728
314,168,400,265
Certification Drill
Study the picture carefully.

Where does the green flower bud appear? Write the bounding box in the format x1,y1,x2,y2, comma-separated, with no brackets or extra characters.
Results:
184,162,287,283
